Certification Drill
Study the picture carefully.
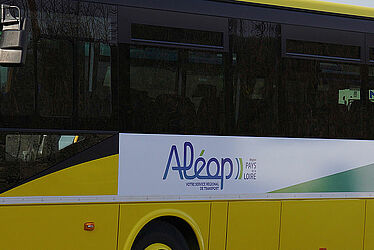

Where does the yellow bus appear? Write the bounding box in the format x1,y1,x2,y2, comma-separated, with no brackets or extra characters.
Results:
2,0,374,249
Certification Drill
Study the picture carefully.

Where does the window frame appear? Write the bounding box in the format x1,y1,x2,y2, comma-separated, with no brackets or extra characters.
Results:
281,24,366,63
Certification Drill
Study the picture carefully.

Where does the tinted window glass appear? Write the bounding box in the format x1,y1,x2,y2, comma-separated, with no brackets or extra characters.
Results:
283,59,362,138
128,46,177,133
78,42,112,118
367,66,374,138
127,45,225,134
186,51,224,134
0,1,117,130
37,39,73,117
132,24,223,48
230,19,281,137
0,132,113,193
0,45,35,118
369,48,374,62
286,40,361,60
130,47,178,98
229,18,365,139
38,0,79,39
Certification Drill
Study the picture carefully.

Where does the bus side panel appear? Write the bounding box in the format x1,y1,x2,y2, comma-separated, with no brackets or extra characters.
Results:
226,201,281,250
209,202,228,250
118,202,210,250
0,204,119,250
280,200,365,250
364,200,374,250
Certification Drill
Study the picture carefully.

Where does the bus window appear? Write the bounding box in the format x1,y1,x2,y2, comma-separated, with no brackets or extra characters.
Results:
367,66,374,139
369,48,374,62
127,45,226,135
131,23,224,49
78,42,112,118
0,132,113,193
129,46,178,133
284,59,362,139
0,46,35,118
58,135,77,150
0,67,8,92
286,40,361,61
130,46,178,98
230,19,281,137
37,39,73,117
185,51,224,134
281,25,364,139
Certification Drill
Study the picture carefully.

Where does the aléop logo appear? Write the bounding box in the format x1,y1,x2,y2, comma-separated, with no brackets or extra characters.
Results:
163,142,257,191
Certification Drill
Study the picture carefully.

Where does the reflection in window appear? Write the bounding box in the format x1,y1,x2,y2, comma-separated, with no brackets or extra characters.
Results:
367,67,374,138
58,135,78,150
230,19,281,136
129,46,178,133
37,39,73,117
0,1,117,130
186,51,224,134
131,24,223,48
338,88,360,107
0,132,112,193
0,67,8,92
130,47,178,98
368,48,374,62
0,46,35,117
284,59,362,138
78,42,112,118
78,2,117,43
286,40,361,60
128,46,225,134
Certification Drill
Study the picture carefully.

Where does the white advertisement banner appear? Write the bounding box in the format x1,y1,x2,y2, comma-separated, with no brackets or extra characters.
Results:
118,133,374,201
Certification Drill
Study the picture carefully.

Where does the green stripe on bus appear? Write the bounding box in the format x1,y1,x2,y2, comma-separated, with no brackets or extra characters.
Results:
271,163,374,193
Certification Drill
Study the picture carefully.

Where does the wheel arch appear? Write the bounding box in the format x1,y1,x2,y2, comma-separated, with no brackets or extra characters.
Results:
123,208,204,250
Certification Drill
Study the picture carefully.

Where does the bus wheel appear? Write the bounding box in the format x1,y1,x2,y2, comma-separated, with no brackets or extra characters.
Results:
145,243,172,250
132,220,189,250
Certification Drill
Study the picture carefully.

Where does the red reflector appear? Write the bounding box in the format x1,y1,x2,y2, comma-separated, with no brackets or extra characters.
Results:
84,222,95,231
319,248,327,250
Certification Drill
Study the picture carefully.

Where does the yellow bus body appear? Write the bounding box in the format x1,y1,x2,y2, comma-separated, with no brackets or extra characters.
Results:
1,199,374,249
0,150,372,250
3,1,374,250
236,0,374,18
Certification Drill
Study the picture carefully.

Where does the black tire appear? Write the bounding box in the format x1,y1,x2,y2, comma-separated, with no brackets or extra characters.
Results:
132,220,190,250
